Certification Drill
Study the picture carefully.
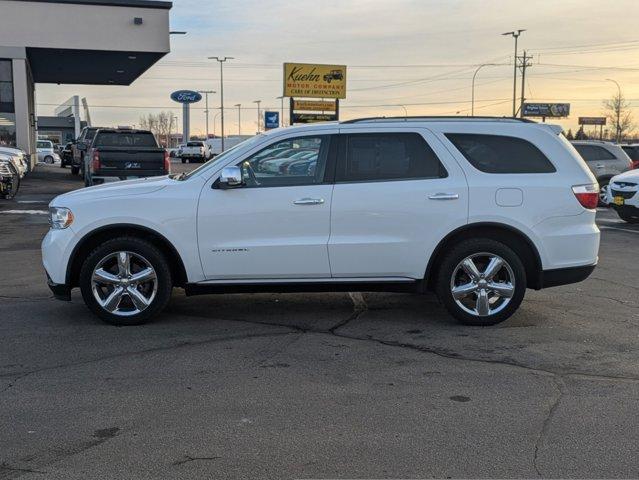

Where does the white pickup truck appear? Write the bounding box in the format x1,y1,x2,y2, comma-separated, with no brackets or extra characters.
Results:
179,141,211,163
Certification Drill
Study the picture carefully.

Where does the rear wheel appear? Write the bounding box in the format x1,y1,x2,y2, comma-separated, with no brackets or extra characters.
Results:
44,155,54,164
71,165,79,175
435,238,526,326
79,237,173,325
0,162,20,199
181,158,186,164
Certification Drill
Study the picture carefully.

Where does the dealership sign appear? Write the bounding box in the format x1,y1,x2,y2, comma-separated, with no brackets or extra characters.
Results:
283,63,347,99
579,116,606,126
293,100,337,112
292,112,338,123
264,111,280,129
522,103,570,118
170,90,202,104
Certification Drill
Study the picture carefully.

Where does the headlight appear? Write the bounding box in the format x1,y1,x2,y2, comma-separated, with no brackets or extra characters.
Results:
49,207,74,229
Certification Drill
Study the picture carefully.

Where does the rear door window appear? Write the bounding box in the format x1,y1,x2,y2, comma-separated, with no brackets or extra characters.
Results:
337,132,447,182
572,144,616,161
445,133,556,173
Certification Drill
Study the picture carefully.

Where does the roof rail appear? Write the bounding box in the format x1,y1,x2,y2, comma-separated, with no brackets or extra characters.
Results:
340,116,537,124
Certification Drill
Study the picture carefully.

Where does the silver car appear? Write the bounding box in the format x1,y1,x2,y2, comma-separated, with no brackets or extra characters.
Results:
571,140,632,204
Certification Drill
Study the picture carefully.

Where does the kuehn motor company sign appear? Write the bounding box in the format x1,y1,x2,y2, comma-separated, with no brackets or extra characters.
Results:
283,63,347,99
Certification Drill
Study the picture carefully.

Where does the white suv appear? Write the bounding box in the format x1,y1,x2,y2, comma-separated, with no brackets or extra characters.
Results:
42,117,600,326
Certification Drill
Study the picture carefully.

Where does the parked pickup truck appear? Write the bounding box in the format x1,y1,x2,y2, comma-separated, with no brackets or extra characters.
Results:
83,129,169,187
72,126,101,176
179,141,211,163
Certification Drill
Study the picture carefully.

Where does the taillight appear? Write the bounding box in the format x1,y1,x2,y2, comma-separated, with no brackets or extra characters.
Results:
163,150,170,173
572,184,599,209
91,150,100,171
632,160,639,170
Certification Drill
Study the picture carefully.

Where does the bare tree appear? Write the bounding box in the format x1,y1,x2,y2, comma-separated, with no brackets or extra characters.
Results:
138,111,174,146
603,92,634,142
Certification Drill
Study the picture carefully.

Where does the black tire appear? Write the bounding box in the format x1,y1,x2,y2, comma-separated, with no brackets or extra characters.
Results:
79,237,173,325
181,158,186,164
435,238,526,326
618,210,639,223
1,163,20,199
71,165,79,175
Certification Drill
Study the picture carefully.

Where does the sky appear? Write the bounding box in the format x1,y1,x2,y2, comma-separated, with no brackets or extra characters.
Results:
37,0,639,138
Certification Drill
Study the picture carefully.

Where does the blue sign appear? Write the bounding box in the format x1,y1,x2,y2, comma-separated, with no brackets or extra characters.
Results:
264,111,280,129
170,90,202,104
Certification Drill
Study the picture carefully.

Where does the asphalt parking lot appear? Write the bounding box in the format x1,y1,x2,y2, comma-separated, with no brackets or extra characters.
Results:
1,162,638,479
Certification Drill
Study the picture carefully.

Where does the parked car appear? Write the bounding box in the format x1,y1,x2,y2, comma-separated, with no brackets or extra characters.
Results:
604,170,639,223
72,126,101,175
620,144,639,170
179,141,211,163
82,128,169,187
59,142,74,168
0,145,28,177
43,117,600,326
0,153,20,198
37,140,60,164
571,140,632,204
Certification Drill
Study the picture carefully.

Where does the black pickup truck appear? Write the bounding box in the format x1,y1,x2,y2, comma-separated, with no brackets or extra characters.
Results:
83,129,169,187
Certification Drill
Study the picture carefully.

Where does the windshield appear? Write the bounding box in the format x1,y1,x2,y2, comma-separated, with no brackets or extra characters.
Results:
176,135,264,180
37,141,51,149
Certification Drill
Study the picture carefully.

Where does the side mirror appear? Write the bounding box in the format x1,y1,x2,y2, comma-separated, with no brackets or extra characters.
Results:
218,166,243,189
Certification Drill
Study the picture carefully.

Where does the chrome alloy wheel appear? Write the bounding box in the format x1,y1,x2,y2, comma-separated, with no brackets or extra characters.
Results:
450,253,515,317
91,251,157,317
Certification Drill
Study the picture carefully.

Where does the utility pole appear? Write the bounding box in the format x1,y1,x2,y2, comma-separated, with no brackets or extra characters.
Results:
234,104,241,136
253,100,262,133
518,51,532,117
502,29,525,117
197,90,215,140
208,56,234,151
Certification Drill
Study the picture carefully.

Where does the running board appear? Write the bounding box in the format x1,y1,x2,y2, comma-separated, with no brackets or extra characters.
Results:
184,278,423,296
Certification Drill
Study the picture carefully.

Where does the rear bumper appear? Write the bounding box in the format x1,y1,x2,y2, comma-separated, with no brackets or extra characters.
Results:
537,264,596,289
92,171,167,183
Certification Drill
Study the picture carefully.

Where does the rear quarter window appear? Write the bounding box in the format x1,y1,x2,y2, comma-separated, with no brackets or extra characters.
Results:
445,133,556,174
572,144,616,161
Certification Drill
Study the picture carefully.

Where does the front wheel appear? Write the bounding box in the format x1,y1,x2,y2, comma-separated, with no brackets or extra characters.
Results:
44,155,54,164
79,237,173,325
435,238,526,326
71,165,79,175
598,180,610,207
181,158,186,164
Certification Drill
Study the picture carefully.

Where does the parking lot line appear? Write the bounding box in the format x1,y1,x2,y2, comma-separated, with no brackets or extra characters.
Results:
600,225,639,234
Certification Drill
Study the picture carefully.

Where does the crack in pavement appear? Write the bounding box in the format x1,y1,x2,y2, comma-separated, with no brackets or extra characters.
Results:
0,331,297,385
172,455,220,466
0,462,47,475
532,376,565,478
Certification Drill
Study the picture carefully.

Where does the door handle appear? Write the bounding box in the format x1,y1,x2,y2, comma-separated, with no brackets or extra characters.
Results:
293,197,325,205
428,193,459,200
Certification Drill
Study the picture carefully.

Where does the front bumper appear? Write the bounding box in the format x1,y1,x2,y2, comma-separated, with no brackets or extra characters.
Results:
47,274,71,301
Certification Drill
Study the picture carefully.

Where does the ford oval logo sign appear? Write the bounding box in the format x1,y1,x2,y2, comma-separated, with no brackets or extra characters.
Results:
170,90,202,104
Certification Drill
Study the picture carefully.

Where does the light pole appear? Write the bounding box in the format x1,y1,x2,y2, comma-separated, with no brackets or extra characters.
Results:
276,96,285,126
208,56,234,151
606,78,622,142
253,100,261,133
471,63,498,116
234,104,241,136
212,111,222,137
502,29,525,117
197,90,215,140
